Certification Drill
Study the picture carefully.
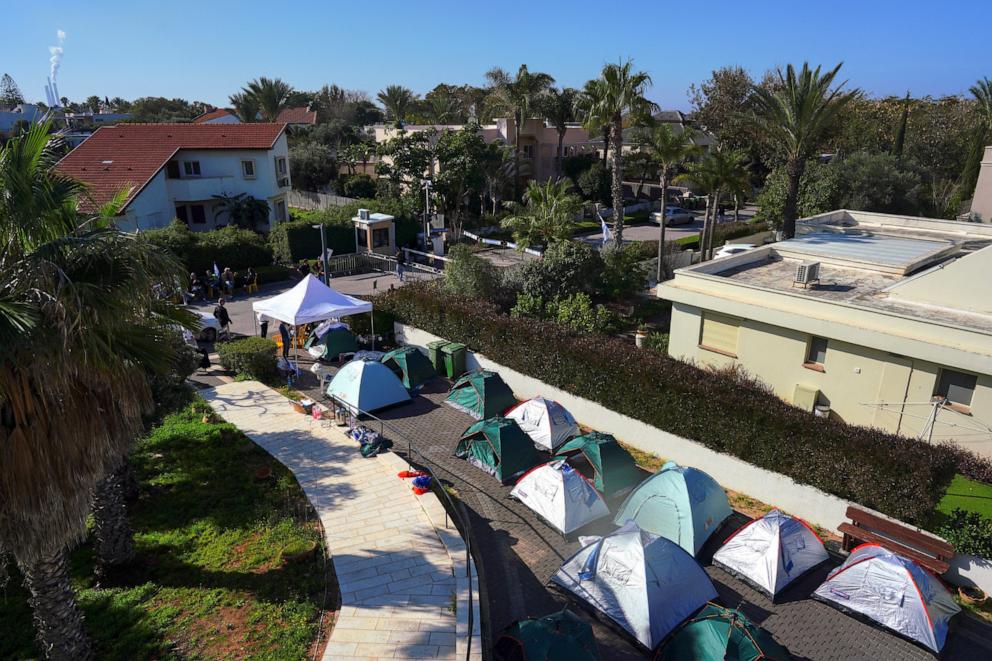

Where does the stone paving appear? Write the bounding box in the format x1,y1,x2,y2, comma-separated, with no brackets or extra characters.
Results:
200,381,461,660
293,367,992,661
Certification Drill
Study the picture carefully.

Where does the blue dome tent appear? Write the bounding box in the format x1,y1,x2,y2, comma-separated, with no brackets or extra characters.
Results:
326,359,411,413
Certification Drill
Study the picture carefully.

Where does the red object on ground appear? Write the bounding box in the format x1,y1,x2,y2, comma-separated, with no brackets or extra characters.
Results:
412,486,430,495
398,470,429,479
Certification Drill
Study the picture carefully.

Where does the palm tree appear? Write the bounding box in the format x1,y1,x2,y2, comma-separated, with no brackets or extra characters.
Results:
229,91,260,122
958,77,992,197
748,62,858,238
377,85,416,126
484,64,555,199
240,77,293,123
640,124,699,280
501,178,582,250
583,60,657,243
576,78,612,168
212,192,271,231
678,148,749,260
480,142,527,215
428,95,460,124
972,77,992,133
0,123,188,658
539,87,580,176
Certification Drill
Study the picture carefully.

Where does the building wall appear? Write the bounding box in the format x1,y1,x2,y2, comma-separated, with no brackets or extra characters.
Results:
668,302,992,457
973,146,992,222
122,134,290,232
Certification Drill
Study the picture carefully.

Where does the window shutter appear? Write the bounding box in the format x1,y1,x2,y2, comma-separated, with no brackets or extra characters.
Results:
700,312,739,356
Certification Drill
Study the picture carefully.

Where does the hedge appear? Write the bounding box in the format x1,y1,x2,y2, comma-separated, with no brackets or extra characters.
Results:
216,337,279,382
144,221,273,273
374,283,973,525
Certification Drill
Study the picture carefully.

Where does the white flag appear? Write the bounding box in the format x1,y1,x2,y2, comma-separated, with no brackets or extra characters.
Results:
213,262,221,280
600,215,612,245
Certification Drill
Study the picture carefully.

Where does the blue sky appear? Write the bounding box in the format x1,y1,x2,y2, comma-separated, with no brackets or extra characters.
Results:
5,1,991,110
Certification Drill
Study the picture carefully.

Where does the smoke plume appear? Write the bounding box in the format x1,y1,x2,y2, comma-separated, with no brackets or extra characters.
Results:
49,29,66,81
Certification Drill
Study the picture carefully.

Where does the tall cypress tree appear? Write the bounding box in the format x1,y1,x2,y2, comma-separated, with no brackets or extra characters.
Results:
0,74,25,109
892,91,910,160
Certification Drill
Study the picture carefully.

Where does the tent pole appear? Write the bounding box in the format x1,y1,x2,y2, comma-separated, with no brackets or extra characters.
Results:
370,311,376,351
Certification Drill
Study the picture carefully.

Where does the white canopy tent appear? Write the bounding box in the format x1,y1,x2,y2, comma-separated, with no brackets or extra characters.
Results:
251,275,375,368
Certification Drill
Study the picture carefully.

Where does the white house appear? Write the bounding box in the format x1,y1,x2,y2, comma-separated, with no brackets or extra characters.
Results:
0,103,45,135
56,123,292,232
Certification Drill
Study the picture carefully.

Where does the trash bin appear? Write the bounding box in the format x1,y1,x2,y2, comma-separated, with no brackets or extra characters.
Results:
427,340,448,374
441,342,467,379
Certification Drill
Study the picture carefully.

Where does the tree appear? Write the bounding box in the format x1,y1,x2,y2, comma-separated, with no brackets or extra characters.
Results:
834,152,922,214
341,173,377,198
84,95,102,112
229,91,260,122
484,65,555,199
582,60,657,243
754,159,839,228
539,87,580,176
639,124,699,280
290,141,338,191
688,66,756,150
375,128,437,203
434,126,489,237
960,77,992,198
748,62,859,238
238,77,293,122
212,192,270,231
576,161,612,206
130,97,210,122
577,78,612,168
479,142,523,215
892,92,911,160
377,85,416,126
501,178,582,249
1,73,25,109
677,147,749,259
444,244,501,300
0,123,187,658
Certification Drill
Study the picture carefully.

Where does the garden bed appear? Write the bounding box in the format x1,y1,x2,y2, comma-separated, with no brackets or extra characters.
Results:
0,399,337,659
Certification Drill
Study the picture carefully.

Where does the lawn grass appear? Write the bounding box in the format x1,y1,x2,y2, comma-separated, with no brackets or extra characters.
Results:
0,397,334,660
936,474,992,519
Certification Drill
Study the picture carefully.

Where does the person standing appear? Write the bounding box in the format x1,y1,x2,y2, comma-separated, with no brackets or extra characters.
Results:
257,311,269,338
221,267,236,296
278,322,291,360
213,298,232,341
395,248,407,283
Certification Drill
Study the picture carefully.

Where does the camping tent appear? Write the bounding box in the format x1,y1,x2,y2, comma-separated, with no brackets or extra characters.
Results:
506,397,579,451
455,417,543,483
446,369,517,420
494,608,600,661
510,461,610,535
381,346,435,389
551,522,717,650
613,461,731,556
657,603,792,661
553,432,643,499
252,274,372,325
325,359,411,413
306,325,358,362
813,544,960,653
712,509,829,598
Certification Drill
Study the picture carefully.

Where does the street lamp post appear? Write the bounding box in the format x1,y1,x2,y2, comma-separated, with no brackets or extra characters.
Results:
312,224,329,284
422,180,432,252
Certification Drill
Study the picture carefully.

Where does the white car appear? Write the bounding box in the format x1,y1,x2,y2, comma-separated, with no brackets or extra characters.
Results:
650,206,695,226
185,308,221,343
714,244,757,259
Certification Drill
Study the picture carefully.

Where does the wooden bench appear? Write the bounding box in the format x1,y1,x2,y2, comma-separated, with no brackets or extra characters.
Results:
839,505,954,575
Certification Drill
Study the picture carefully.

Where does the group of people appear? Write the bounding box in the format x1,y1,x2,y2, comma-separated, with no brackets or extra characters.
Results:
187,267,257,302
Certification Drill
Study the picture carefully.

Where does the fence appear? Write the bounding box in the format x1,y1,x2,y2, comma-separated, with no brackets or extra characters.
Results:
462,230,544,257
323,251,442,280
287,190,358,211
324,394,477,660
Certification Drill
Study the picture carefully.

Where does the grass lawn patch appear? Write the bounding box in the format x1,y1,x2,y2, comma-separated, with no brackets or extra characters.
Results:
0,398,336,660
936,474,992,520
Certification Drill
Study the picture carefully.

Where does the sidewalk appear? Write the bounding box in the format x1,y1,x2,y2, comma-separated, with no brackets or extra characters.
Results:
201,382,460,660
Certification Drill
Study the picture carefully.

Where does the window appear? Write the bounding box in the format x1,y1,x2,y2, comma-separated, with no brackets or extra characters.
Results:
372,227,390,248
189,204,206,225
165,161,181,179
174,205,188,224
805,336,828,370
699,312,739,357
183,160,201,176
934,369,977,409
241,159,256,178
275,157,287,175
522,144,535,158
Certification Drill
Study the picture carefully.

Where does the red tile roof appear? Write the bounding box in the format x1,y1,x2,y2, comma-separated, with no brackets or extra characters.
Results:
276,107,317,125
193,107,238,123
56,123,286,211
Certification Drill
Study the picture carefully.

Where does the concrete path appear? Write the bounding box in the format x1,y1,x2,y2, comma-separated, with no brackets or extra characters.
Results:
201,381,458,660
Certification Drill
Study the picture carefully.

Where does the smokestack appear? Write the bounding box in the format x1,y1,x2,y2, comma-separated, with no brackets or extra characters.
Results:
52,82,61,108
44,82,54,107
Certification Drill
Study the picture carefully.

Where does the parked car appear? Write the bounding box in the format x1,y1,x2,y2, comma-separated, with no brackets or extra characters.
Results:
650,206,695,226
183,307,221,343
714,244,757,259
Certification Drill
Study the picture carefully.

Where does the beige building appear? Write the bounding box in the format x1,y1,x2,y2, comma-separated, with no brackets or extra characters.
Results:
972,146,992,222
659,210,992,457
372,117,595,183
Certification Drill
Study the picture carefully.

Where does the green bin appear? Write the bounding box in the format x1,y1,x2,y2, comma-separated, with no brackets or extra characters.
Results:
441,342,467,378
427,340,448,374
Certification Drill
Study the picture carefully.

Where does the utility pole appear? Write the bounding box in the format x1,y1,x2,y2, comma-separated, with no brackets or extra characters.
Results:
422,180,433,252
312,224,329,284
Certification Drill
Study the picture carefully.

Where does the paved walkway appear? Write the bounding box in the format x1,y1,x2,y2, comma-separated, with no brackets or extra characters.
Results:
201,382,459,660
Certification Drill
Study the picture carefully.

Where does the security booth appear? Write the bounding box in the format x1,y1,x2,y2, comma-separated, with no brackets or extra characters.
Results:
353,209,395,256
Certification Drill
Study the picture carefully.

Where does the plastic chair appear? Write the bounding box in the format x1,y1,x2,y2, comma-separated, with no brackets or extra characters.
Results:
246,275,259,294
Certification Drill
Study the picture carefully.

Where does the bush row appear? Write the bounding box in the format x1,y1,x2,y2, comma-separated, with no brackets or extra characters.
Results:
216,337,279,383
374,283,972,525
144,221,273,273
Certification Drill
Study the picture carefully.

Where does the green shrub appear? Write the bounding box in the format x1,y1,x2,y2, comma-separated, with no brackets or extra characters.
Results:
644,332,670,354
510,292,547,319
375,283,971,525
144,221,273,273
444,244,502,301
937,509,992,558
519,241,603,302
340,174,377,199
216,337,278,382
599,243,649,299
550,292,618,334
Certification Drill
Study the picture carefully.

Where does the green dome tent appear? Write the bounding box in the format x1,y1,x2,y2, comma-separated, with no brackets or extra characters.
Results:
656,603,792,661
495,608,600,661
381,346,435,389
306,325,358,362
445,369,517,420
455,417,543,483
554,432,644,499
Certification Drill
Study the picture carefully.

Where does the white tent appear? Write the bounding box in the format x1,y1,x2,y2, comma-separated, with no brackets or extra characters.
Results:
552,522,717,650
712,509,829,598
813,544,960,653
506,397,579,451
510,461,609,534
252,274,371,326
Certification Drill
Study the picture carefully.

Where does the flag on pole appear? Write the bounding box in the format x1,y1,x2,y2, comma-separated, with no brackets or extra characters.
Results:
213,262,221,280
600,215,612,246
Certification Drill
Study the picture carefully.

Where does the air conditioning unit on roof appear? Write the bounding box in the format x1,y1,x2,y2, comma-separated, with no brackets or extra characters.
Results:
794,261,820,288
358,208,369,220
